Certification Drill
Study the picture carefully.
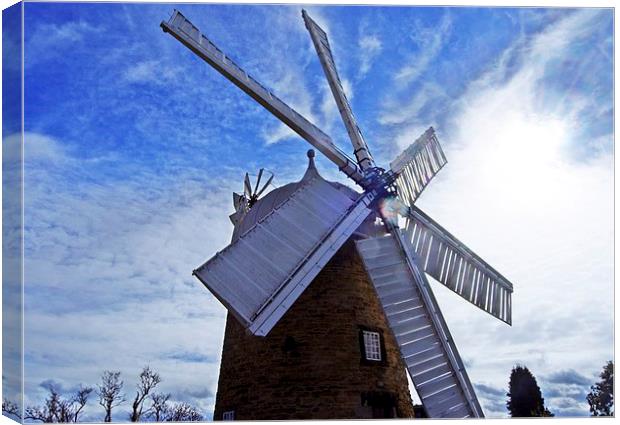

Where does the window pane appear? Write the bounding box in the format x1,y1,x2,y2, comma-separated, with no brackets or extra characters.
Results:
363,331,381,361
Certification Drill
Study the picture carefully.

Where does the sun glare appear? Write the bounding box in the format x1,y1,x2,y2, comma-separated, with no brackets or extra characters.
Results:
471,109,570,207
495,113,566,166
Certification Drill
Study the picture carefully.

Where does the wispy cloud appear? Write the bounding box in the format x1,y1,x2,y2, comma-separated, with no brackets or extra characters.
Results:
393,12,451,86
122,60,180,84
18,5,612,420
18,128,237,419
378,81,446,128
163,351,218,364
404,8,612,418
474,383,508,416
357,33,382,80
261,6,358,146
235,6,323,146
359,35,382,72
262,62,318,145
33,20,101,44
545,369,592,387
475,383,506,398
25,20,103,66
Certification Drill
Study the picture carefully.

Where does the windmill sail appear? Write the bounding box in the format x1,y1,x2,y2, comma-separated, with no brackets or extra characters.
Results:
302,10,375,171
402,206,513,325
161,10,364,185
356,231,483,418
194,176,375,336
391,127,447,205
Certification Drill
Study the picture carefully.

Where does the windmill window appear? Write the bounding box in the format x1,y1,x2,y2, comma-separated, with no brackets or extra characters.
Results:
363,330,382,361
222,411,235,421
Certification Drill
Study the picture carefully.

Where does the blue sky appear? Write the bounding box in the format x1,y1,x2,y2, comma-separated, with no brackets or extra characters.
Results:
4,2,614,420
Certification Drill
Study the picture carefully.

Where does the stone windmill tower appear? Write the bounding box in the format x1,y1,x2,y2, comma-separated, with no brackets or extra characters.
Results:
161,9,514,420
213,152,416,420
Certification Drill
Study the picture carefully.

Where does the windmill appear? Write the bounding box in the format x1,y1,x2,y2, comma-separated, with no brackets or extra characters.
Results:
161,9,513,419
229,169,274,226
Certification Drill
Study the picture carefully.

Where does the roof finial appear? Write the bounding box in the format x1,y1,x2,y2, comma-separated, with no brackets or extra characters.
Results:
307,149,316,169
302,149,319,181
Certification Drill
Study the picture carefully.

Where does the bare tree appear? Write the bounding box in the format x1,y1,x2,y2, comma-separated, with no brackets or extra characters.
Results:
148,393,171,422
16,368,201,423
24,385,92,423
163,402,203,422
70,386,93,423
97,371,125,422
24,387,59,423
2,398,21,419
129,366,161,422
145,395,202,422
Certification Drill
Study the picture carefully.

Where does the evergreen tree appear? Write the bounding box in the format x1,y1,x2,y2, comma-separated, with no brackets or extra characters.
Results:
506,365,553,417
587,361,614,416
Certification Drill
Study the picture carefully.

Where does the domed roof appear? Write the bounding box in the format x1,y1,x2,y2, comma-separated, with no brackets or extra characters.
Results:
232,150,360,240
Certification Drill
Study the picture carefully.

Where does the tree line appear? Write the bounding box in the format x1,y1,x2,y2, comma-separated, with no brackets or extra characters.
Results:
3,361,613,420
2,366,203,422
506,361,613,417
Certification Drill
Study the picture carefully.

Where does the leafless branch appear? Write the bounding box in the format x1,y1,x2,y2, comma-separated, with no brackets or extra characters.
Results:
97,371,125,422
163,402,203,422
129,366,161,422
23,385,92,423
147,392,171,422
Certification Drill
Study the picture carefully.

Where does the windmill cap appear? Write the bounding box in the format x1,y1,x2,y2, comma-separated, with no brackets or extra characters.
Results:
231,149,358,241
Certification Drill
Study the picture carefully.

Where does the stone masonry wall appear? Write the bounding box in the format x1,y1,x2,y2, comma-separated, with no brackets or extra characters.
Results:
212,238,415,420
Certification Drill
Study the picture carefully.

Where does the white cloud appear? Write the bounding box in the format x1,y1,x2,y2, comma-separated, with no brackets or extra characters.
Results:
25,20,102,66
36,20,101,44
263,65,318,145
393,13,451,86
341,78,354,100
17,6,612,420
18,132,244,419
378,81,446,128
319,81,337,130
392,124,430,154
392,9,613,417
245,6,324,146
22,132,68,164
262,122,296,146
260,6,357,146
122,60,180,84
357,33,382,80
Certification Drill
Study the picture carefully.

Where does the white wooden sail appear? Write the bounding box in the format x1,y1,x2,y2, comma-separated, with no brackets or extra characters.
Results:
403,206,513,324
161,10,364,185
356,231,484,418
390,127,447,205
302,10,375,171
194,176,375,336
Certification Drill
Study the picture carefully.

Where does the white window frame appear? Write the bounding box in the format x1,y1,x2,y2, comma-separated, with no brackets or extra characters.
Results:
222,410,235,421
363,330,382,361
